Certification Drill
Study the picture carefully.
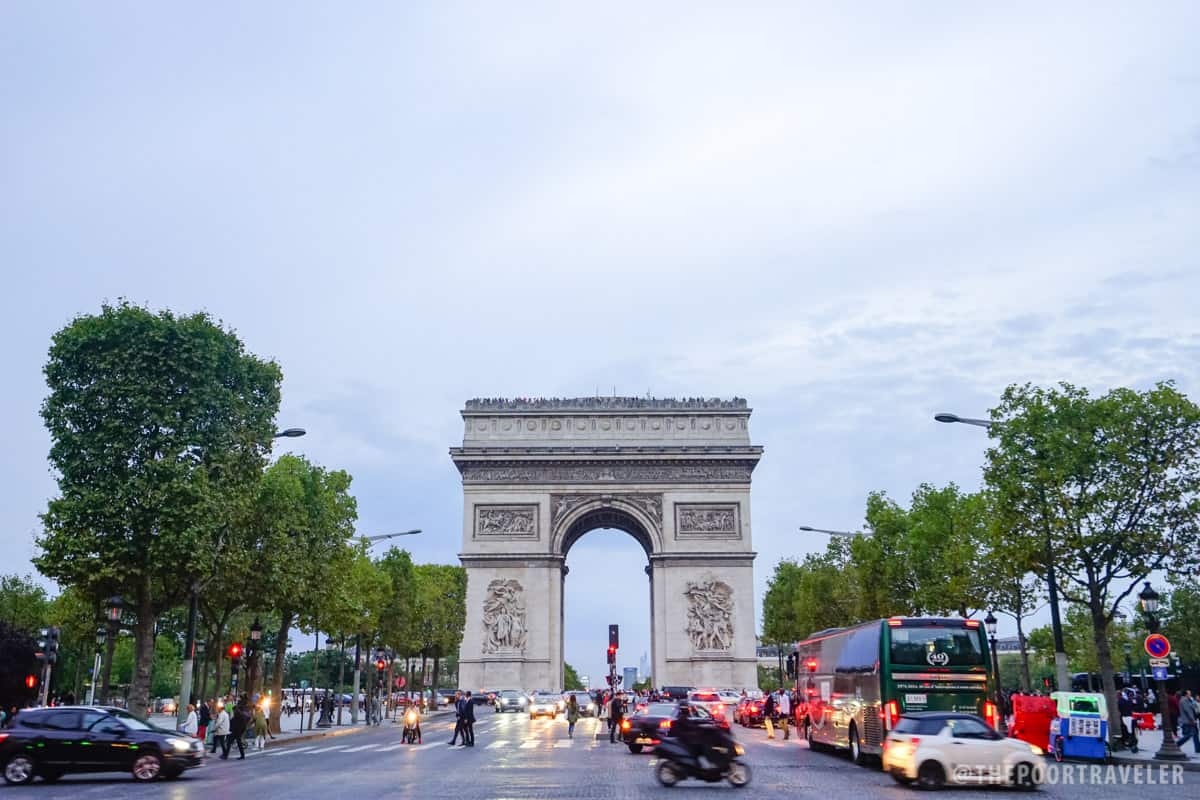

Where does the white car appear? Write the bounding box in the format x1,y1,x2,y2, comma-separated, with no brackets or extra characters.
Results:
529,693,559,719
883,712,1043,790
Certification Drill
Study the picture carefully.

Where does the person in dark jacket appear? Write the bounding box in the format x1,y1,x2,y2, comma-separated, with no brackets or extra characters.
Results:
609,692,626,743
462,692,476,746
197,697,211,743
449,690,465,746
224,697,250,759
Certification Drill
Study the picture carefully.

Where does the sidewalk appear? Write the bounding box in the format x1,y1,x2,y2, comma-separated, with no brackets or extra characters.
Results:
1110,728,1200,771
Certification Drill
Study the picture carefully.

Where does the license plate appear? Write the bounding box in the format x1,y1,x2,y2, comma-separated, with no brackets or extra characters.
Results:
635,737,656,744
905,694,927,705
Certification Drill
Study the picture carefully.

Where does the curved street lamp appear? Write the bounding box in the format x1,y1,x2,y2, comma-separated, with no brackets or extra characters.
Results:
798,525,864,537
274,428,307,438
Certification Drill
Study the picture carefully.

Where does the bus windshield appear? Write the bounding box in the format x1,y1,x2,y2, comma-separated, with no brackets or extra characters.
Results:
889,626,984,667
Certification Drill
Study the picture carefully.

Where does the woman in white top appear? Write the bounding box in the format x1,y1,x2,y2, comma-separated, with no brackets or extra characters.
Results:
183,703,199,736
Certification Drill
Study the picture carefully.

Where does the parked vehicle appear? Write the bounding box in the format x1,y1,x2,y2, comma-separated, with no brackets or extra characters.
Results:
882,712,1042,790
1,706,205,785
790,616,997,765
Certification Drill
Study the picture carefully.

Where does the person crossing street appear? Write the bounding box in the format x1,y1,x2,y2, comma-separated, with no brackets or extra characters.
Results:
462,691,476,746
448,690,465,746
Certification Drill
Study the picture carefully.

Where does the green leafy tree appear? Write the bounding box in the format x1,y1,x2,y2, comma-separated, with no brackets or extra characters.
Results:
0,575,50,633
1162,578,1200,665
564,662,584,691
411,564,466,694
985,380,1200,742
36,303,280,716
977,502,1044,691
762,538,858,647
255,455,358,733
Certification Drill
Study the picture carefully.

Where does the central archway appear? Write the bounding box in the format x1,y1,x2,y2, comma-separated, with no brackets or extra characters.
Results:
557,503,656,690
452,397,762,692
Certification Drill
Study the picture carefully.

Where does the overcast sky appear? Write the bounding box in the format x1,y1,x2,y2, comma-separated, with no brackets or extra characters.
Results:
3,2,1198,684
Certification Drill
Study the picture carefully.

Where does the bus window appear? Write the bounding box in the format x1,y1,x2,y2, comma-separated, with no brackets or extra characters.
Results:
889,627,984,667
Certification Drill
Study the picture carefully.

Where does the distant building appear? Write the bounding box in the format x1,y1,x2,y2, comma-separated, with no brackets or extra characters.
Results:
623,666,638,688
639,652,650,682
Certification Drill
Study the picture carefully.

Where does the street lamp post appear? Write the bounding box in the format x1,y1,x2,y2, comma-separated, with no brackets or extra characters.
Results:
1122,643,1134,689
984,611,1007,734
100,596,124,705
248,617,263,698
935,412,1070,693
88,627,107,706
1138,582,1186,761
797,525,865,537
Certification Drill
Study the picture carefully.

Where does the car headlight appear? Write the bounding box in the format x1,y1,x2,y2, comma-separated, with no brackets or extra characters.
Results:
734,744,745,756
167,738,192,752
1029,744,1044,756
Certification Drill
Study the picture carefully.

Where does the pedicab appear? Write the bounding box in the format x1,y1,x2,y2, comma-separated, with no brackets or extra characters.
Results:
1047,692,1109,763
1009,694,1057,752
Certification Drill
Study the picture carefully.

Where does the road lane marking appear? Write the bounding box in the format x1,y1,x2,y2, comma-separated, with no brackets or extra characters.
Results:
554,740,572,748
307,745,348,753
487,740,508,749
265,746,319,757
341,744,381,752
378,743,410,752
520,740,539,748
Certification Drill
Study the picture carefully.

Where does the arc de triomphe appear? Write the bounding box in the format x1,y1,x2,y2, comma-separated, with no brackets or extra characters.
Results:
451,397,762,691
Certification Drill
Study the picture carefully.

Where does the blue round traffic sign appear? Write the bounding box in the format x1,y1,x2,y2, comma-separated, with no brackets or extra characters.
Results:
1145,633,1170,659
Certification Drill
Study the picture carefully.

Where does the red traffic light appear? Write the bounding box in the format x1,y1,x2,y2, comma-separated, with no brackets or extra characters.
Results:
228,643,243,659
25,675,37,689
375,659,387,670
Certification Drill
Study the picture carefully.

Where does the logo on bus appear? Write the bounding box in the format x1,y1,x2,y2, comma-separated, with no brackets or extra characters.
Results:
926,651,950,666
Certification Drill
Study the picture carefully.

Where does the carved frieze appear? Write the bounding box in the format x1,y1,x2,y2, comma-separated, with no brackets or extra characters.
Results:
474,505,538,540
684,576,734,651
482,579,527,653
460,462,755,484
551,493,663,528
675,503,741,539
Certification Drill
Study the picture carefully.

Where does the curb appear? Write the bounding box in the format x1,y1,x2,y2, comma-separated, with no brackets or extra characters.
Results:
1109,755,1200,772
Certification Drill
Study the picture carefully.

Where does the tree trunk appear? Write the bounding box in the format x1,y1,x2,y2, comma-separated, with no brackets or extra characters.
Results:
337,639,346,726
212,630,224,702
129,589,158,718
269,609,292,735
432,649,441,694
199,638,212,703
1015,615,1032,692
1087,595,1122,750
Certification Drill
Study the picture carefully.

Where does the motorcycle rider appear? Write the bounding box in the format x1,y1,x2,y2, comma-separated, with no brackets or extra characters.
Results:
673,702,732,771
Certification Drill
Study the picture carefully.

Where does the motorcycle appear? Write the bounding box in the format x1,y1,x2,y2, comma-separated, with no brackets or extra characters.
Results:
402,707,422,744
653,736,751,788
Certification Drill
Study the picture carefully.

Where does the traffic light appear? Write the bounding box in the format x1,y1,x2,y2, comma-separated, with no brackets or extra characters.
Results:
375,658,387,671
609,624,619,649
607,645,616,665
228,642,243,670
24,675,37,690
37,627,60,664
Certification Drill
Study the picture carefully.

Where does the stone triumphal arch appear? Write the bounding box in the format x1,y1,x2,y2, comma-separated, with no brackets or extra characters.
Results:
451,397,763,691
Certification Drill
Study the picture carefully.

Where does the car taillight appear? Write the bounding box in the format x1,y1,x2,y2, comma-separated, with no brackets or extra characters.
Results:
659,719,672,730
749,705,757,713
714,703,725,716
0,734,7,743
620,720,631,731
882,700,899,730
984,701,998,729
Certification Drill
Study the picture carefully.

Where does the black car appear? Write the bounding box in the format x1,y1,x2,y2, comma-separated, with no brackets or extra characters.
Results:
620,702,713,754
1,706,205,784
734,696,764,727
659,686,695,702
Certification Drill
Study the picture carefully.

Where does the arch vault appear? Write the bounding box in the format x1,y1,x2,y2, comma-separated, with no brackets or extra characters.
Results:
451,397,763,691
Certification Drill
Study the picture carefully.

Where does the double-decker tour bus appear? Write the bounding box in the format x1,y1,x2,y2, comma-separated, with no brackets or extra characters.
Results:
787,617,996,765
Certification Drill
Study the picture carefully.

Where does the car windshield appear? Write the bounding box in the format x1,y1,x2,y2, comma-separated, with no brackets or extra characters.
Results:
109,709,155,731
889,626,985,667
644,704,678,716
893,716,949,735
500,691,522,699
535,694,557,702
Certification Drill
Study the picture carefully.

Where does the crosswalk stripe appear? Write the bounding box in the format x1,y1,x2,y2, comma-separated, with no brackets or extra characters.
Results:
307,745,347,753
520,740,539,749
487,740,507,749
265,745,319,756
377,743,409,752
414,742,439,750
554,740,572,748
341,744,380,752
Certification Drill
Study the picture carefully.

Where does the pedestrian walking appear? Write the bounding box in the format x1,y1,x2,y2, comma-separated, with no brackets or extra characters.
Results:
777,688,791,740
449,690,465,746
182,703,198,737
211,701,231,757
763,691,776,739
1167,690,1181,737
253,703,269,751
566,693,580,739
609,692,626,743
1175,690,1199,753
462,692,476,746
223,697,248,760
197,698,211,742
